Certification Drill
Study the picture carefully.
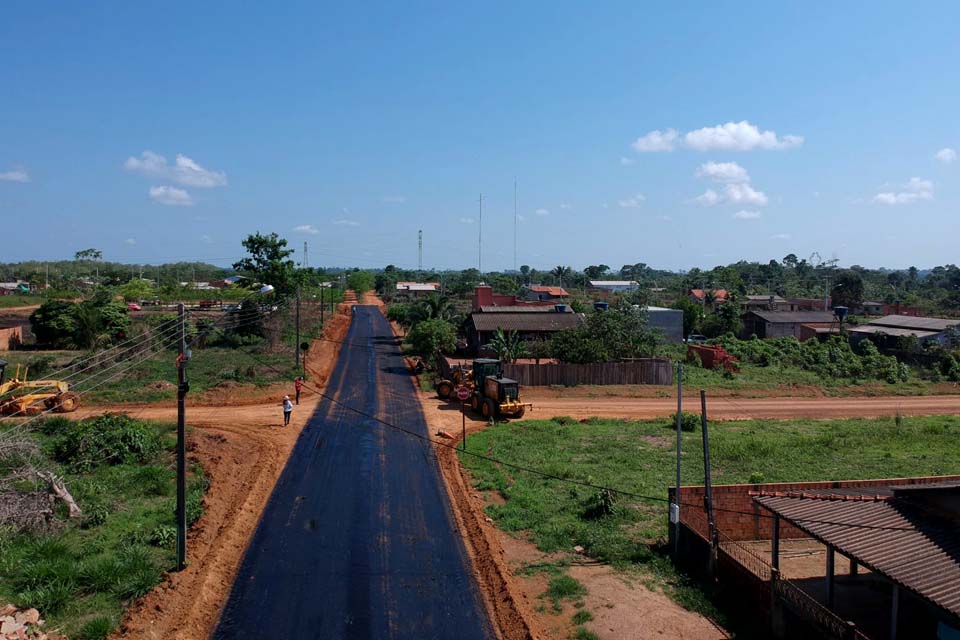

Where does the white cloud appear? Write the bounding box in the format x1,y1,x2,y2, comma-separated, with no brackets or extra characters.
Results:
872,177,934,205
534,208,550,216
332,219,360,227
693,189,721,206
125,151,227,188
696,161,749,183
631,128,678,152
724,182,768,205
517,214,527,222
294,224,319,235
733,210,762,220
632,121,802,153
935,148,956,164
124,238,137,245
459,217,475,224
620,156,636,166
685,121,803,151
617,194,646,208
770,233,791,240
381,195,406,203
201,234,214,244
0,169,29,183
691,160,767,206
560,203,572,209
148,186,194,206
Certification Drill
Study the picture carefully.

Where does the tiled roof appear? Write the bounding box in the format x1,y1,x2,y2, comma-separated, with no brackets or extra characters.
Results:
690,289,729,301
528,286,569,296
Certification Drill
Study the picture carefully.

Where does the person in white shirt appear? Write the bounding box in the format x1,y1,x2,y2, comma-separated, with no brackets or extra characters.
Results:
282,395,293,426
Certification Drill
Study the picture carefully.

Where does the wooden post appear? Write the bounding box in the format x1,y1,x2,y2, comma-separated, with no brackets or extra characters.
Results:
890,583,899,640
176,303,188,571
826,546,835,610
673,361,683,557
772,513,780,571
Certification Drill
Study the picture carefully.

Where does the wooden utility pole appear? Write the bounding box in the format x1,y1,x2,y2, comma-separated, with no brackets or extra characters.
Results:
700,390,718,576
673,361,683,557
175,303,189,571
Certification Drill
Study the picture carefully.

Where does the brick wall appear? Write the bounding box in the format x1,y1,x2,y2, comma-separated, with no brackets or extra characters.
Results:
0,326,23,350
673,474,960,542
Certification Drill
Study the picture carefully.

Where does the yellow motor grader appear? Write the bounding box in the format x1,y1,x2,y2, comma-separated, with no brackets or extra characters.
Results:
0,359,80,416
437,358,530,419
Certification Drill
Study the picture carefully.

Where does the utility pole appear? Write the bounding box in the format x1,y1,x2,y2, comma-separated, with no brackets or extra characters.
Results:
478,193,483,275
175,303,189,571
418,229,423,277
513,179,518,272
303,241,308,269
823,276,831,310
673,361,683,557
320,282,324,324
295,286,301,368
700,390,718,576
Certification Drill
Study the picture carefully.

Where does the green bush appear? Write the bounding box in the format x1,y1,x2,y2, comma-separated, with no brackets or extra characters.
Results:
50,414,162,472
713,334,907,384
669,412,700,432
406,318,457,357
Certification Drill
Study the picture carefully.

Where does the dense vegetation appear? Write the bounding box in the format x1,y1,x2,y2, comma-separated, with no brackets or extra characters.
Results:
0,416,207,640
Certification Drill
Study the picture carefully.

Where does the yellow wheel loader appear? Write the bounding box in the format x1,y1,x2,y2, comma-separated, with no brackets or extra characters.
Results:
0,359,80,416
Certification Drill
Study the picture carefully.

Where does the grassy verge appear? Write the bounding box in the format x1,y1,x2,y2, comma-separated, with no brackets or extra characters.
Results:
0,296,43,308
460,415,960,619
0,416,207,640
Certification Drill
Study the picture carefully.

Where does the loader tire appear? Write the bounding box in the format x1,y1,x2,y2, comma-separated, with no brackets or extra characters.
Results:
481,398,496,420
436,381,454,400
55,392,80,413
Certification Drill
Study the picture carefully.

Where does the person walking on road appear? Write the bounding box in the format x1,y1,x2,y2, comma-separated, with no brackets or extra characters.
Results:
294,376,303,405
282,395,293,426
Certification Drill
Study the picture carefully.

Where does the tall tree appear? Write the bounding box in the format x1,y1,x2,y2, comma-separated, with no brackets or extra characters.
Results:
233,233,297,296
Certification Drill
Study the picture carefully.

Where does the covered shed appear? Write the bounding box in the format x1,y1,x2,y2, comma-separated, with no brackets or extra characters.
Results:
467,310,581,353
849,315,959,348
741,310,838,340
755,482,960,640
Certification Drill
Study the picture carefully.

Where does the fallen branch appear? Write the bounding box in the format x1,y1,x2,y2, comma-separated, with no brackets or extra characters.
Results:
36,470,82,519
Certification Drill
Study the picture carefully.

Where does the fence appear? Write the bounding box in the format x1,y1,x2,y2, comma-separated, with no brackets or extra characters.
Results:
501,359,672,386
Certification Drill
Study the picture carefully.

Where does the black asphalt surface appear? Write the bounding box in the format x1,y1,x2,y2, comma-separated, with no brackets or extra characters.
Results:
213,306,493,639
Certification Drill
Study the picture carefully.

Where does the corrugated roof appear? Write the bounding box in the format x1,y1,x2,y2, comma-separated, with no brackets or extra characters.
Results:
849,325,940,338
528,285,569,296
746,310,837,324
471,312,582,332
479,305,566,313
868,315,958,332
755,494,960,617
589,280,639,287
745,295,788,302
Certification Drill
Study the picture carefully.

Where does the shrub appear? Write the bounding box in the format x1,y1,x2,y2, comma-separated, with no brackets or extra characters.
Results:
582,488,618,520
50,414,162,472
406,318,457,357
668,412,700,433
149,525,177,548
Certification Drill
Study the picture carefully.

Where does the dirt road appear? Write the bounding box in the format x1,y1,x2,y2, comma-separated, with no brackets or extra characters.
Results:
523,393,960,421
213,305,493,639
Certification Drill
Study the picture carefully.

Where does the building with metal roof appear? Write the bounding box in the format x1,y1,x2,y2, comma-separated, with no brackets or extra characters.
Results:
467,310,582,353
588,280,640,292
741,310,839,340
849,314,959,348
754,482,960,639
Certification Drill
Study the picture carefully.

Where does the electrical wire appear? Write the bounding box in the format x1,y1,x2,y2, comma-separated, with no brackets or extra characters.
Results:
222,330,926,535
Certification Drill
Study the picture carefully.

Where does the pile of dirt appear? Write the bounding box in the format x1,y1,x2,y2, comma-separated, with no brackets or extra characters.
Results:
109,300,354,640
0,604,60,640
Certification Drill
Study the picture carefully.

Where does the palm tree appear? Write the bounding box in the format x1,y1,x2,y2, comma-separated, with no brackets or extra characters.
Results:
412,294,453,324
551,266,572,289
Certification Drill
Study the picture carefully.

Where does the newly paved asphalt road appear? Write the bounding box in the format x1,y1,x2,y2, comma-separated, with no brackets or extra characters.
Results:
214,306,493,639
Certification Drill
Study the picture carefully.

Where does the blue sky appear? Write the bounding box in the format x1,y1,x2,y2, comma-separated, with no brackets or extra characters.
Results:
2,2,958,272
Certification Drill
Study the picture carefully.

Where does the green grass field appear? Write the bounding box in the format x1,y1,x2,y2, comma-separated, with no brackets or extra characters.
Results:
0,417,206,640
460,415,960,621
